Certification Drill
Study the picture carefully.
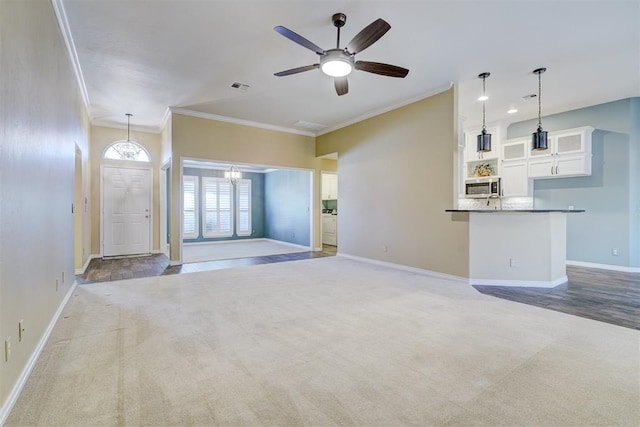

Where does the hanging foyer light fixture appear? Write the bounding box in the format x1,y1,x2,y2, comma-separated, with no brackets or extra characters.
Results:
224,165,241,185
112,113,143,160
532,67,548,150
477,72,491,152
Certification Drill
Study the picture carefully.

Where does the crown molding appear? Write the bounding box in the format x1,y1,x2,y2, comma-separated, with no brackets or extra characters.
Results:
168,107,315,137
316,82,454,136
160,107,172,131
51,0,90,110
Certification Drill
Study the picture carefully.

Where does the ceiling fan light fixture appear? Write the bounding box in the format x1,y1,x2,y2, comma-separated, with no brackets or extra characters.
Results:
320,49,353,77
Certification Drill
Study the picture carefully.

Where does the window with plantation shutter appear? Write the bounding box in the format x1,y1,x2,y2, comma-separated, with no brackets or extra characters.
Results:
183,176,199,239
202,177,233,237
236,179,252,236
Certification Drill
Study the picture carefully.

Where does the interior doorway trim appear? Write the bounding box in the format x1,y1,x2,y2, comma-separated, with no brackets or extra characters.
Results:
100,163,153,257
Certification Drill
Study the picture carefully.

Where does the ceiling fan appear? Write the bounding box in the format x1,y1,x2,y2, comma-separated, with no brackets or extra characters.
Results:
273,13,409,96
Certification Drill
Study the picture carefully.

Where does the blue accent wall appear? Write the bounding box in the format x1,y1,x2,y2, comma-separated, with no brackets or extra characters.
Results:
182,167,265,242
507,98,639,267
264,169,311,246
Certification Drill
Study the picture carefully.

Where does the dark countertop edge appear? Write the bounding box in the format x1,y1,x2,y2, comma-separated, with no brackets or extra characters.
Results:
445,209,585,213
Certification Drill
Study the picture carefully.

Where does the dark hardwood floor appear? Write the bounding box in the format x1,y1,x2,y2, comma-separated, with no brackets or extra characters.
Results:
475,265,640,330
75,244,337,284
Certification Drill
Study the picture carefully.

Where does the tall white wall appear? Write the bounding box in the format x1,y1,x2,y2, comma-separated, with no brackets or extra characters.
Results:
0,0,90,418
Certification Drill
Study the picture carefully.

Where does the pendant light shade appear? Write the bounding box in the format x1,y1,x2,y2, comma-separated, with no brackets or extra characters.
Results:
476,72,491,152
532,67,548,150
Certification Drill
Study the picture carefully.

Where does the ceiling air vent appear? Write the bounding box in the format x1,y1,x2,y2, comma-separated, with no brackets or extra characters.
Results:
293,120,327,132
231,82,250,90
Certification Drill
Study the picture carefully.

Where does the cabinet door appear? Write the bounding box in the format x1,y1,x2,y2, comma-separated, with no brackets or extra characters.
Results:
322,174,337,199
500,161,531,197
500,139,528,161
555,132,584,155
331,175,338,199
555,154,590,177
528,157,555,178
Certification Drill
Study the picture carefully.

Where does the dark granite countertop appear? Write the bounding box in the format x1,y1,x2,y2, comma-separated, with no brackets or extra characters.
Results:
445,209,585,213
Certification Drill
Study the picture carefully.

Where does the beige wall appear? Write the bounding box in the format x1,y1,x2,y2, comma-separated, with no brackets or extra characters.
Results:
169,114,323,261
0,0,91,416
89,125,163,254
316,87,469,278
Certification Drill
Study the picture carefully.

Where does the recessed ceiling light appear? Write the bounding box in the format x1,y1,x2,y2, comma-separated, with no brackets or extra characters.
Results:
507,108,518,114
477,95,488,101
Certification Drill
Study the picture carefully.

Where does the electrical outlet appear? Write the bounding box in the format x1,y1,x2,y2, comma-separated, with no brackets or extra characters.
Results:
509,258,517,268
612,248,619,256
383,245,388,252
18,320,24,342
4,337,11,362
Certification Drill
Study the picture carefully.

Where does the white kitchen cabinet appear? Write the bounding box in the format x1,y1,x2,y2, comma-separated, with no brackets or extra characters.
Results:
500,161,531,197
322,173,338,200
500,138,528,162
465,126,500,161
322,214,337,245
528,126,593,179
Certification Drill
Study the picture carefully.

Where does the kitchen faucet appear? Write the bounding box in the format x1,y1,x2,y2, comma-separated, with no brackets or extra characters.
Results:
486,194,503,210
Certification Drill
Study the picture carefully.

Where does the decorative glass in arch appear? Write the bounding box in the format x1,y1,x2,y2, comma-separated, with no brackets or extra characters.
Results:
103,140,150,162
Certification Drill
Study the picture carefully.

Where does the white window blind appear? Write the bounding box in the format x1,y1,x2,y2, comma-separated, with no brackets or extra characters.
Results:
236,179,252,236
202,177,233,237
183,176,199,239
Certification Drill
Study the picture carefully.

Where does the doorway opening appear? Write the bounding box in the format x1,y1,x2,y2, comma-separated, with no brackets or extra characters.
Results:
180,159,314,263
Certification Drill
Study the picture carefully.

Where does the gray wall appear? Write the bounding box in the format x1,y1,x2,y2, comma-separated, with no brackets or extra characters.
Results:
0,0,90,413
182,167,265,242
264,170,311,246
507,98,639,267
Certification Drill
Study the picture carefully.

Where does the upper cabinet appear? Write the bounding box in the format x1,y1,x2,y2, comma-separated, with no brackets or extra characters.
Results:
322,173,338,200
528,126,593,179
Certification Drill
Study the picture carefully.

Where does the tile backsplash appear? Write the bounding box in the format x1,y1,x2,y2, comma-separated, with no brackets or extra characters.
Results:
458,197,534,210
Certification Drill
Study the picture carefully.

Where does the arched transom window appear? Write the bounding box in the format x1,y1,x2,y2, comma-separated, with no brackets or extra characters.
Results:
103,140,150,162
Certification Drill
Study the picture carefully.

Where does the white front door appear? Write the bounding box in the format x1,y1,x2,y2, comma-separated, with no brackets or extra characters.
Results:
102,166,151,256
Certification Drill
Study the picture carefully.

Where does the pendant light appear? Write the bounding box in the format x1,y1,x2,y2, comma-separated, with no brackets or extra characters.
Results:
476,72,491,152
224,165,241,185
113,113,143,160
532,67,548,150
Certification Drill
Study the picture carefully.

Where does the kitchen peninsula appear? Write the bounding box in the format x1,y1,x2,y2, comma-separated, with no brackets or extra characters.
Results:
446,209,584,287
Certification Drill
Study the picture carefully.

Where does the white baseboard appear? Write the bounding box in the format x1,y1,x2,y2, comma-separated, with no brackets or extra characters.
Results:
0,281,77,425
336,253,468,285
470,275,568,288
263,238,312,251
74,253,100,275
567,260,640,273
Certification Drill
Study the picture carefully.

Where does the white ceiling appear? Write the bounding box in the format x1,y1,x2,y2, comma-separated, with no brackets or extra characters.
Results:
60,0,639,135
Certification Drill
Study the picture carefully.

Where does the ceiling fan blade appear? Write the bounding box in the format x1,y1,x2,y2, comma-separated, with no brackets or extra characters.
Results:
274,64,320,77
355,61,409,78
346,18,391,54
334,77,348,96
274,26,326,55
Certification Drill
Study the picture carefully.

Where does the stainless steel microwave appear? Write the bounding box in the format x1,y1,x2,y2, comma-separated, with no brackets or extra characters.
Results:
465,177,501,198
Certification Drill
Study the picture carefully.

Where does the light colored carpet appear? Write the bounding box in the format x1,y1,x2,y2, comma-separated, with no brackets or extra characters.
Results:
6,257,639,426
182,239,309,263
